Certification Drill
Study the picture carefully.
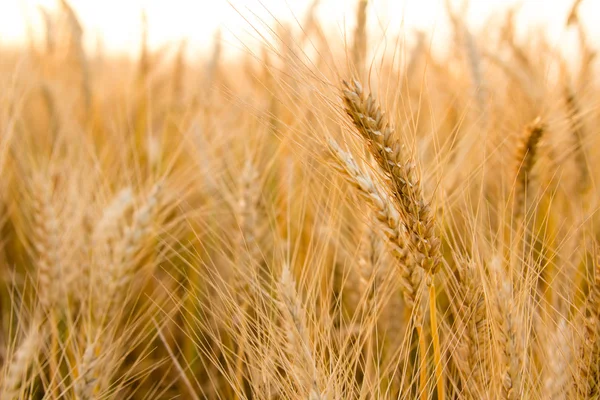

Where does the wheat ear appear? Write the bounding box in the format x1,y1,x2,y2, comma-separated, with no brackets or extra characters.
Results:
99,183,161,321
29,175,63,309
342,79,444,398
543,317,571,399
563,84,589,194
454,262,490,398
342,79,441,275
74,340,99,400
513,117,545,221
490,256,523,400
328,140,424,320
232,158,263,387
352,0,367,77
576,249,600,397
1,322,43,400
278,263,323,399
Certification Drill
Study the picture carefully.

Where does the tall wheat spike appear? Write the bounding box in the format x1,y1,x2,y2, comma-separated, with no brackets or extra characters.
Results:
513,117,545,221
328,139,424,320
342,79,441,275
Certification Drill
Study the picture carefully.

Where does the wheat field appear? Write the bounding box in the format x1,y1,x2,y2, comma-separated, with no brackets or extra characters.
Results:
0,0,599,398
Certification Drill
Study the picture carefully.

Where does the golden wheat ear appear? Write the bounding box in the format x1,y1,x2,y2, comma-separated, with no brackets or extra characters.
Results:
327,139,423,319
513,117,545,221
340,77,447,398
341,79,441,276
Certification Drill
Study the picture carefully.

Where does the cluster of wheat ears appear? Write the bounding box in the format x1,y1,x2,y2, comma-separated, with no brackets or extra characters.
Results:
0,0,599,398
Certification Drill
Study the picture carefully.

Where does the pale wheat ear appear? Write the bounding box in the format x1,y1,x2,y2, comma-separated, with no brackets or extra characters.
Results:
451,259,490,398
488,254,524,400
576,246,600,397
98,182,162,322
1,319,44,400
544,316,571,398
73,338,100,400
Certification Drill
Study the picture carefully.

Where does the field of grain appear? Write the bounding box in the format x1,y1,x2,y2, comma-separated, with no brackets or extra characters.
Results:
0,0,598,398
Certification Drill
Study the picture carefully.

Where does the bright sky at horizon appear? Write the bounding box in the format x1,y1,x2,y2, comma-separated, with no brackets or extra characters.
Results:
0,0,598,58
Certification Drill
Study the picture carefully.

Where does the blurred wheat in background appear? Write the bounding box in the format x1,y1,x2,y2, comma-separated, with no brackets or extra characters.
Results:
0,0,599,398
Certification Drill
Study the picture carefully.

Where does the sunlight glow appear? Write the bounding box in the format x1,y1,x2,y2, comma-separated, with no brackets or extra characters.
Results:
1,0,598,56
